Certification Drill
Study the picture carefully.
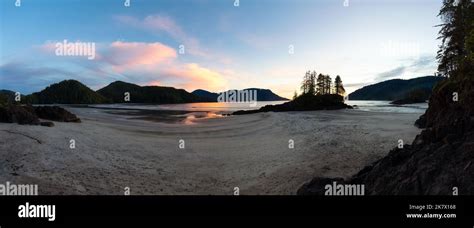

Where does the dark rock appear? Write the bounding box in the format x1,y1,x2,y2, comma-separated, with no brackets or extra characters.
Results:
0,105,40,125
414,114,427,128
443,134,457,145
34,106,81,122
40,121,55,127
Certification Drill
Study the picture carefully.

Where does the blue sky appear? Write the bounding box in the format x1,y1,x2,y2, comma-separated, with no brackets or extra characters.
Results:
0,0,442,98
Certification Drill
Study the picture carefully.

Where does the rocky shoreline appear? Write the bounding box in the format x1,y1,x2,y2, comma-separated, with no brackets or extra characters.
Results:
0,105,81,127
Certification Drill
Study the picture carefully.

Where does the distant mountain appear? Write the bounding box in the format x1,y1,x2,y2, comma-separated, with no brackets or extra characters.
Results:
191,88,288,101
97,81,206,103
0,90,15,96
24,80,109,104
348,76,445,101
191,89,218,101
2,80,288,105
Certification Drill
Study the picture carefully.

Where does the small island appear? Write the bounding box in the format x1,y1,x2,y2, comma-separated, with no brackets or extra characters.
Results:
233,71,352,115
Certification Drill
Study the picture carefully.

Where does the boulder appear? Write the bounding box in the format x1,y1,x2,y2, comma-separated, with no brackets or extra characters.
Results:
34,106,81,122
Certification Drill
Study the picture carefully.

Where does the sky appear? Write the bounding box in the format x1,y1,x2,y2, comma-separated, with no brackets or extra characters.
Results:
0,0,443,98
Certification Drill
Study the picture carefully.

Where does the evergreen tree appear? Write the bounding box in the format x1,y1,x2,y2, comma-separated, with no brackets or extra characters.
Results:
324,75,332,94
334,75,346,96
316,73,325,95
308,71,316,95
437,0,474,77
300,71,310,94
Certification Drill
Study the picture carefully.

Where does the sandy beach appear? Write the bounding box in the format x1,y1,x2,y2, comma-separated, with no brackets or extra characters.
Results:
0,107,422,195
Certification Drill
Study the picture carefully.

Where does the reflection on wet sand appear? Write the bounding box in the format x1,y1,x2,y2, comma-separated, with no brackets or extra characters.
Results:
104,108,225,124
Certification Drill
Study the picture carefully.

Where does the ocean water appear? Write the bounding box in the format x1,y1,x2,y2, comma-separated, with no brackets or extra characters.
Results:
346,100,428,114
91,101,286,112
91,100,428,114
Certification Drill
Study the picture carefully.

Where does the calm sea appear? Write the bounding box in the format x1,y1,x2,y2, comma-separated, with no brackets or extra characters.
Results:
91,100,428,114
346,100,428,113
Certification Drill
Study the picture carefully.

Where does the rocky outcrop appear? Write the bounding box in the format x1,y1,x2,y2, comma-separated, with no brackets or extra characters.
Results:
414,114,427,128
34,106,81,122
0,105,40,125
0,105,80,126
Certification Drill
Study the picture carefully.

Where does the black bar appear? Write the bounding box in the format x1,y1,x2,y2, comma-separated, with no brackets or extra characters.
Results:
0,196,473,226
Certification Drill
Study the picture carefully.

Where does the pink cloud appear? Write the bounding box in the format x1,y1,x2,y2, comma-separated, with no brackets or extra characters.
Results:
160,63,227,92
101,42,227,91
104,41,177,72
34,40,228,92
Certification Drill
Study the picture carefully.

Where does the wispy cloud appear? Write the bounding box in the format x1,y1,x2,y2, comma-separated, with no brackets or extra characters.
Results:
376,66,406,80
345,82,371,88
114,14,207,57
375,55,436,81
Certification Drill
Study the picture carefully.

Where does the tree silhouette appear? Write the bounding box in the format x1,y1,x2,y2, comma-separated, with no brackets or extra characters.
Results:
300,71,310,94
301,71,318,95
324,75,332,95
299,71,346,96
309,71,316,95
316,73,325,95
437,0,474,78
334,75,346,96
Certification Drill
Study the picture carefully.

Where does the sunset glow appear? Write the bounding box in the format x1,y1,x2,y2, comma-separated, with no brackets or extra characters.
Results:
1,0,442,98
